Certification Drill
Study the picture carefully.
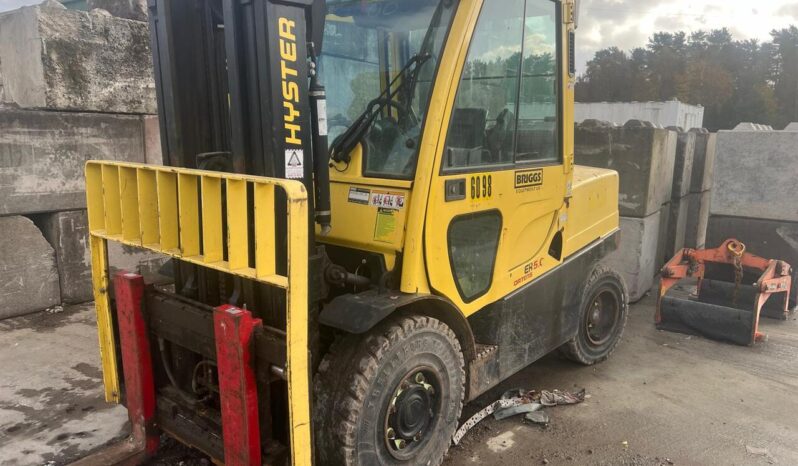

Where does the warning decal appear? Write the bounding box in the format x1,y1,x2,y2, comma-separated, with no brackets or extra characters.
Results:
374,208,397,243
285,149,304,179
369,191,405,210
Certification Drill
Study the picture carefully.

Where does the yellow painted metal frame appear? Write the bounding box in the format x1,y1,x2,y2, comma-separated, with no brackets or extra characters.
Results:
85,161,312,466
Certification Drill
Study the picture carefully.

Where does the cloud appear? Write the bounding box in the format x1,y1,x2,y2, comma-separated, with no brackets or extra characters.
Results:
778,2,798,19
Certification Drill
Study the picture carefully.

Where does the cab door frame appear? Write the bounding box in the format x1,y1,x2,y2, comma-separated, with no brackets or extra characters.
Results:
418,0,569,317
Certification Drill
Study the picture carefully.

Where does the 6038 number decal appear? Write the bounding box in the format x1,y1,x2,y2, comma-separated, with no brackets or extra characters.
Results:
470,174,493,200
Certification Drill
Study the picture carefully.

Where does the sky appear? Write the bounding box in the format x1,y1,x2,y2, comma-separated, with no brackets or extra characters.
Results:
3,0,798,74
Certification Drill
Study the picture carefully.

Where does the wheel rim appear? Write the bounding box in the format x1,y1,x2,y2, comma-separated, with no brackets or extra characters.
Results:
383,367,440,460
585,286,620,347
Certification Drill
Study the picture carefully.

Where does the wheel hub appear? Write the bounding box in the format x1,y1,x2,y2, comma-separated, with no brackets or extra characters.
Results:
586,289,620,346
385,370,438,456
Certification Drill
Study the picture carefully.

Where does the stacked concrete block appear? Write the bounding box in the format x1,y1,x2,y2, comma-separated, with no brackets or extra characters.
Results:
602,213,662,303
0,2,163,318
576,120,675,218
711,125,798,222
0,216,61,319
38,210,169,304
667,196,689,257
708,124,798,307
662,130,696,260
576,119,677,301
685,191,711,250
0,109,149,216
0,1,156,113
689,129,717,195
656,202,671,272
684,128,716,249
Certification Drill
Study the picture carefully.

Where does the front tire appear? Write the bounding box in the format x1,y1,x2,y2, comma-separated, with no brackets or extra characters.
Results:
314,315,465,466
561,265,629,365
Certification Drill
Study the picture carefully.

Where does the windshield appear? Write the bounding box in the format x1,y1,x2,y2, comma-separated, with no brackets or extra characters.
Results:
320,0,457,179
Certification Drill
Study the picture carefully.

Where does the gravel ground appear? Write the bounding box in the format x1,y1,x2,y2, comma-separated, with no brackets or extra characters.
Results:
1,293,797,465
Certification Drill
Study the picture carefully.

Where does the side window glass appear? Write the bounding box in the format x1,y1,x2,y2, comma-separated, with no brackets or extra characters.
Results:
516,0,558,163
320,21,381,144
443,0,525,170
448,212,502,301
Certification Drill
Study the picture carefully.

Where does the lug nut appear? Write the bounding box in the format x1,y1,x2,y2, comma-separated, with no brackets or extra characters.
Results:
415,372,425,384
395,439,406,450
386,427,395,440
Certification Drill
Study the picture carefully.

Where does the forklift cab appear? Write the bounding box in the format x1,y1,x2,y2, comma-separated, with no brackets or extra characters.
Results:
318,0,574,316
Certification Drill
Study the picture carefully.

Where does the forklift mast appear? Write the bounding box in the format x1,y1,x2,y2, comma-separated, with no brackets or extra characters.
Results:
148,0,328,220
147,0,329,311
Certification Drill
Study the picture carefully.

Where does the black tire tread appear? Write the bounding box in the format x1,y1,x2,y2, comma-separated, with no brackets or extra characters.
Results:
561,265,629,365
314,315,465,466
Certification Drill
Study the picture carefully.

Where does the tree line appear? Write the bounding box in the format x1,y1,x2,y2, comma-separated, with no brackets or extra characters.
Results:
575,27,798,131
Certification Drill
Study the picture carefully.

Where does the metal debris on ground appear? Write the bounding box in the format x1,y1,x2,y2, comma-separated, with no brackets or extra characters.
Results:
492,389,542,420
492,403,542,420
452,389,586,445
539,389,586,406
524,410,549,425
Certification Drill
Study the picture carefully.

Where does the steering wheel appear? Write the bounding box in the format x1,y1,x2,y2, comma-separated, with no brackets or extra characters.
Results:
368,97,418,128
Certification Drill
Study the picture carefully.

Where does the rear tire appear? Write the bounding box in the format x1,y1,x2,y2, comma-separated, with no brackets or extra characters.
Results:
314,315,465,466
561,265,629,365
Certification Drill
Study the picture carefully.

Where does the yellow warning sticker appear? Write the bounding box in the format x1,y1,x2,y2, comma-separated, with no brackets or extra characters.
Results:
374,208,397,243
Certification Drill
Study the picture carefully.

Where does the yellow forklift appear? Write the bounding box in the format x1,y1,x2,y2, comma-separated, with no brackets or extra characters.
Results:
80,0,625,464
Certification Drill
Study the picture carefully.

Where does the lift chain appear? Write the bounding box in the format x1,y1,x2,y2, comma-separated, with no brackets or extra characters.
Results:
728,241,747,306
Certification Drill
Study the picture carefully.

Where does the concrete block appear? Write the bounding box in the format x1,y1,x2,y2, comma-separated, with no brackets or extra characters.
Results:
88,0,147,21
665,196,689,260
0,3,155,113
38,210,170,304
685,191,711,249
707,215,798,306
689,130,717,193
0,216,60,319
671,131,695,199
38,210,92,304
575,120,677,218
602,212,662,302
711,129,798,222
0,109,146,216
143,115,164,165
657,203,671,268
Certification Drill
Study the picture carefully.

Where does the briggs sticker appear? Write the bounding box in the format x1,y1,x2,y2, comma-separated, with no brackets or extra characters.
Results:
514,169,543,189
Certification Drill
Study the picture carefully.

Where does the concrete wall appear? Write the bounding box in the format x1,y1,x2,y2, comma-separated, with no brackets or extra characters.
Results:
0,2,162,319
0,2,155,113
712,125,798,222
0,109,152,216
576,101,705,130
